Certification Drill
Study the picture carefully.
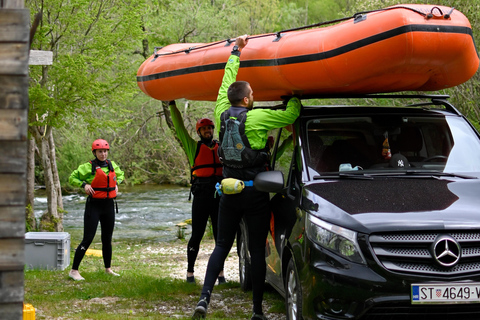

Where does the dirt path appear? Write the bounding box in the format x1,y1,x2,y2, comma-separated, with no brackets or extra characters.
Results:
141,239,287,320
145,239,240,283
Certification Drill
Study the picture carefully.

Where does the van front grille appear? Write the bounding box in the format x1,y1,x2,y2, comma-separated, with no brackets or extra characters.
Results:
369,231,480,276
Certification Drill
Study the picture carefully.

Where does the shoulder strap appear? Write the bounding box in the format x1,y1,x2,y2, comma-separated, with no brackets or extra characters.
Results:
219,111,229,143
90,159,97,175
192,141,203,164
106,159,114,172
190,141,204,181
238,110,248,124
90,159,115,174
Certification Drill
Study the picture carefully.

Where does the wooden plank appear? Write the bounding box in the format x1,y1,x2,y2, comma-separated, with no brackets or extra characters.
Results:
0,109,27,140
0,43,29,75
0,141,27,173
0,75,28,109
0,10,28,42
0,271,24,302
0,206,24,239
0,303,23,320
29,50,53,65
0,174,26,206
1,0,25,9
0,239,24,271
0,6,28,318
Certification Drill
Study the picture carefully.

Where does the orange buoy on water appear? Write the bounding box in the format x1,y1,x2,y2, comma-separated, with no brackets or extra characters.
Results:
137,4,479,102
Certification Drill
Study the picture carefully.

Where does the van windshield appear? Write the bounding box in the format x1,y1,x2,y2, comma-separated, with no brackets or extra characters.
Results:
306,115,480,174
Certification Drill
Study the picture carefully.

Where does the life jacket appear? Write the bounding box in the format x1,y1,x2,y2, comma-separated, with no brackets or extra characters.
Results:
90,159,117,199
191,140,223,182
218,107,269,169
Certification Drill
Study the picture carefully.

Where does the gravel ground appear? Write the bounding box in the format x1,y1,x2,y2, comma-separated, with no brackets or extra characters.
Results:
140,239,287,320
144,240,240,283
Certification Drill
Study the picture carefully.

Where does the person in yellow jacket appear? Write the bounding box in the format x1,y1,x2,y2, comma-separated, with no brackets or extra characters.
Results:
169,101,226,284
193,35,301,320
68,139,124,281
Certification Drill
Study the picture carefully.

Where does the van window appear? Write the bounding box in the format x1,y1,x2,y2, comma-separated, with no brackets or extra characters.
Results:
306,115,470,173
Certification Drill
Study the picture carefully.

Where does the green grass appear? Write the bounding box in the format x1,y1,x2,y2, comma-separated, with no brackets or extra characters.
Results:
24,238,285,319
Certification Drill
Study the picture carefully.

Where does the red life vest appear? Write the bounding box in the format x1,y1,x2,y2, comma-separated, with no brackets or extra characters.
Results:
191,141,223,180
90,160,117,199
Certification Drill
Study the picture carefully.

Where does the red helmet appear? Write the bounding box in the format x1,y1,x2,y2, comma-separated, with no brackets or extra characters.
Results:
196,118,214,132
91,139,110,151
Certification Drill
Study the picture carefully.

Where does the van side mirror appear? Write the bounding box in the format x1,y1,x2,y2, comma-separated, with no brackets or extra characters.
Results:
254,171,285,193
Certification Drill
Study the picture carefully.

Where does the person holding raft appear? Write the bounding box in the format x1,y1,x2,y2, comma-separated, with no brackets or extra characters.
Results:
192,35,301,320
68,139,124,281
169,101,226,284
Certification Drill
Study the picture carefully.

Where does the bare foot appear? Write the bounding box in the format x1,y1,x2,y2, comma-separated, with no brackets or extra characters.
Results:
105,268,120,276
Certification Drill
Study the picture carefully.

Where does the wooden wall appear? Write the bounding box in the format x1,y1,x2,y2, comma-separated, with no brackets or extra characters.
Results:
0,0,28,319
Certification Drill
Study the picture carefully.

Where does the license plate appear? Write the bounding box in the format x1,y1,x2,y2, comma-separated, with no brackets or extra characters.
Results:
412,283,480,304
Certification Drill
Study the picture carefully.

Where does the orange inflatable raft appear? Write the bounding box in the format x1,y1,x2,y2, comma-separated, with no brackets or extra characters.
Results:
137,4,479,102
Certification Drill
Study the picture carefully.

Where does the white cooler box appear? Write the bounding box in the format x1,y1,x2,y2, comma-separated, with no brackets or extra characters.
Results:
25,232,71,270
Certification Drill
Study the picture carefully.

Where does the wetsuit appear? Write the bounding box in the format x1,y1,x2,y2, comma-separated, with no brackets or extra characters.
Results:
69,159,124,270
170,103,223,275
198,49,301,314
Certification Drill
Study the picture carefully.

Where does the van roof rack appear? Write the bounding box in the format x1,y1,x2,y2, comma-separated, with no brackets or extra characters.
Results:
287,93,450,100
278,93,460,115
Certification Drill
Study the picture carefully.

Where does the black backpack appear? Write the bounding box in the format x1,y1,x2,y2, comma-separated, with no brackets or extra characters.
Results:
218,109,268,169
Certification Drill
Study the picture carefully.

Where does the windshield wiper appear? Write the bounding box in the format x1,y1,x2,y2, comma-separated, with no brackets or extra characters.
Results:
365,170,477,180
313,172,373,180
313,170,477,180
402,170,477,179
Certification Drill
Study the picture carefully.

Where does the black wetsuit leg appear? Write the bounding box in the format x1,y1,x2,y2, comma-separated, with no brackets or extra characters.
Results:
209,194,220,242
98,199,115,268
72,198,100,270
72,198,114,270
187,190,219,273
200,187,270,314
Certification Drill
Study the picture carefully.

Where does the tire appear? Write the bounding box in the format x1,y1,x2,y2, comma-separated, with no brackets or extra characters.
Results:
238,219,252,291
285,258,303,320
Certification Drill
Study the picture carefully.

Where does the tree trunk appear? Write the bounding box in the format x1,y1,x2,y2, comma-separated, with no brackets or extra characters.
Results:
48,129,63,211
32,126,63,232
26,137,37,231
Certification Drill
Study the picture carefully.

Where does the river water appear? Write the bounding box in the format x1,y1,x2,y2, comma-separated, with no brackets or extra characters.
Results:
33,185,193,242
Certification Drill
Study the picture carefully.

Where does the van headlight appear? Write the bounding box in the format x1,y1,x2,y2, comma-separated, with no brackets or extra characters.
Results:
306,214,366,264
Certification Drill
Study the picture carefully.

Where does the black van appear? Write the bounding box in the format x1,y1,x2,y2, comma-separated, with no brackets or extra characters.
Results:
239,94,480,320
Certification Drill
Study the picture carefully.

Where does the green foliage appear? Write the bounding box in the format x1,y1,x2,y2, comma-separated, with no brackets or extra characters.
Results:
291,0,349,24
27,0,147,130
55,125,91,188
145,0,232,44
26,0,480,187
143,0,346,47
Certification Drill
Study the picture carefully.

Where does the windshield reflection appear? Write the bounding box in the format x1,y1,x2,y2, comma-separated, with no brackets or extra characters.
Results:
306,114,480,176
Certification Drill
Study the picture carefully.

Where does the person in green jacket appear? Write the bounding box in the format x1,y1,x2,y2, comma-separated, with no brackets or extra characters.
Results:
193,35,301,320
169,101,225,284
68,139,124,281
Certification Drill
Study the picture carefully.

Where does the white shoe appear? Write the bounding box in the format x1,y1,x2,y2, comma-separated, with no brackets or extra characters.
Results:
69,270,85,281
106,270,120,276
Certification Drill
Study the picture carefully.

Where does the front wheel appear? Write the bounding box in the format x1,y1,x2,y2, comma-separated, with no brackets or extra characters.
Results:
238,218,252,291
285,258,303,320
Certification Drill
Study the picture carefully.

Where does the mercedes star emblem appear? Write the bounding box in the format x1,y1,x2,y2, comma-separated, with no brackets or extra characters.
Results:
431,235,461,267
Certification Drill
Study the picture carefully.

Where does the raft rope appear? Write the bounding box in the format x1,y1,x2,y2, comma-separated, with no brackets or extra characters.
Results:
152,6,455,59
